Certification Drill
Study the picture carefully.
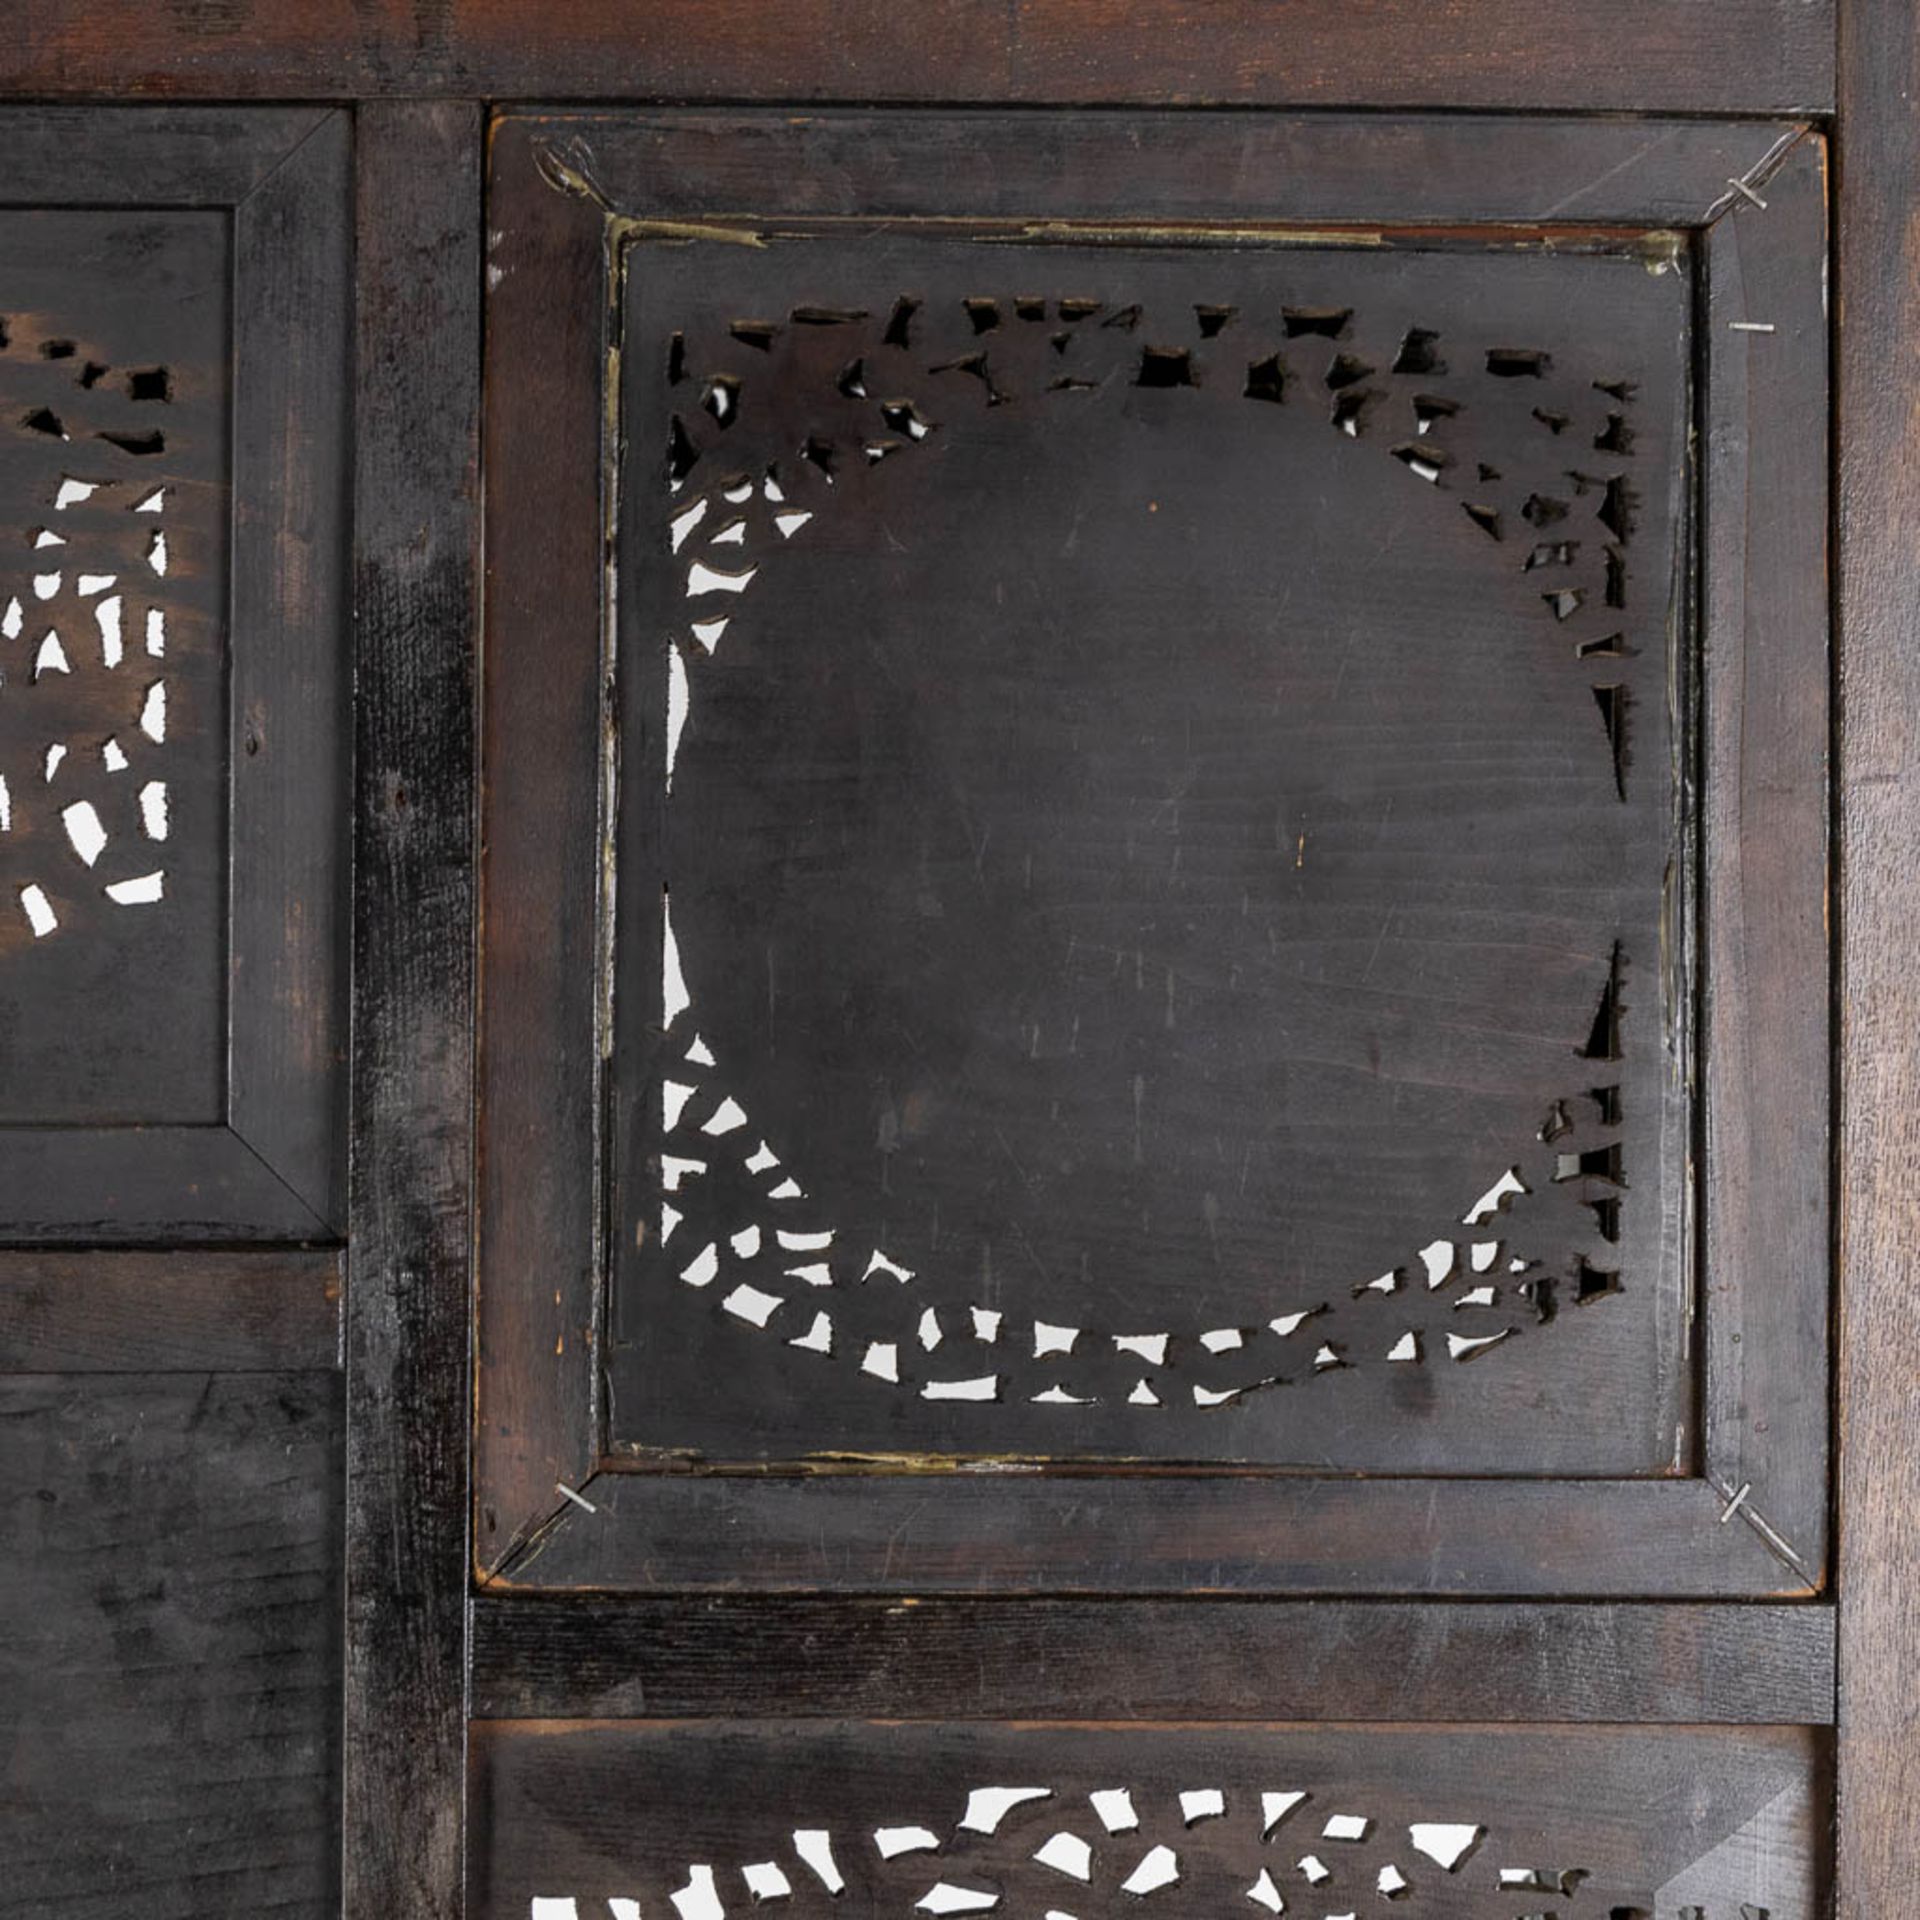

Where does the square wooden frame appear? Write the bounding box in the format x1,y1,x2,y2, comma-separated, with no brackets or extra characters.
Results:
0,107,351,1243
476,109,1830,1599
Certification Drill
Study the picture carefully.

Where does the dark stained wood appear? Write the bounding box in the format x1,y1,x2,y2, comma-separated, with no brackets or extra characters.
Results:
0,106,349,1242
471,1594,1836,1724
0,104,332,203
343,101,481,1920
614,219,1689,1475
502,1471,1802,1597
1,0,1832,112
480,109,1831,1600
469,1719,1826,1920
1699,132,1832,1591
475,115,608,1575
0,1248,341,1371
1834,0,1920,1907
517,109,1804,229
228,108,352,1233
0,1371,340,1919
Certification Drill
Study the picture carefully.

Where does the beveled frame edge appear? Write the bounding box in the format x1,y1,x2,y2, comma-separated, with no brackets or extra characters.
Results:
476,108,1829,1597
1698,133,1833,1592
0,104,351,1242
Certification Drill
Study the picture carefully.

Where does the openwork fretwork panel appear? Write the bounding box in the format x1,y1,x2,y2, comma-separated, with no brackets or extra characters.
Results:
607,230,1693,1473
472,1722,1822,1920
0,211,226,1126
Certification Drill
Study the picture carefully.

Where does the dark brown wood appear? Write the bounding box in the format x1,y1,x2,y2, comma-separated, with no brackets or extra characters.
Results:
501,1472,1799,1597
343,100,481,1920
0,105,349,1242
475,115,607,1575
228,108,353,1231
478,108,1831,1599
469,1719,1827,1920
471,1594,1836,1724
0,0,1832,112
1834,0,1920,1907
0,1371,340,1918
508,110,1804,229
0,1248,341,1371
1699,132,1833,1592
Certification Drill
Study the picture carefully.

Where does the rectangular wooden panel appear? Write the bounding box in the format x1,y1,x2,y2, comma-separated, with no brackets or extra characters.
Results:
480,112,1827,1596
0,0,1835,113
0,107,349,1240
470,1595,1838,1726
470,1719,1826,1920
0,1372,341,1919
613,224,1691,1475
0,210,227,1121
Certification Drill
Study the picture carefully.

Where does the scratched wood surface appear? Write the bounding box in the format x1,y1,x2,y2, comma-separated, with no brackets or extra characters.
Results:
0,1372,341,1919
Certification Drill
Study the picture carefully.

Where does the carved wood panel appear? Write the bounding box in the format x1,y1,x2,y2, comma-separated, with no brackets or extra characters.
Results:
479,113,1827,1596
471,1721,1825,1920
609,228,1692,1472
0,111,349,1239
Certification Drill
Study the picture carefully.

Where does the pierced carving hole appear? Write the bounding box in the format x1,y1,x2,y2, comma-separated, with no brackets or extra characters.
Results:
880,399,937,440
1243,354,1287,404
792,1830,845,1895
1194,304,1238,338
97,429,165,456
1486,347,1551,378
790,306,868,327
41,339,75,360
1594,411,1634,454
21,407,66,439
18,884,56,937
1413,1820,1482,1866
742,1861,792,1901
1178,1789,1225,1825
1576,1258,1622,1304
1542,588,1585,621
1391,443,1447,485
1032,1832,1092,1880
1059,298,1103,323
1283,306,1350,338
1413,394,1458,434
125,366,171,402
1329,390,1373,436
1598,475,1636,540
963,298,1003,335
1101,304,1143,332
667,331,686,382
1579,945,1625,1062
883,297,921,348
1522,492,1569,527
1554,1143,1623,1186
667,416,700,486
1576,632,1631,660
701,375,741,427
1324,353,1374,391
1391,327,1443,375
1462,501,1502,540
1120,1845,1180,1896
1135,347,1194,389
104,870,164,906
1524,540,1578,570
1592,683,1628,797
836,359,868,399
1014,296,1048,322
728,320,778,353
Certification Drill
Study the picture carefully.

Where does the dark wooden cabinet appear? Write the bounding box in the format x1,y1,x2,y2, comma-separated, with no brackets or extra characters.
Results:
0,8,1912,1917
